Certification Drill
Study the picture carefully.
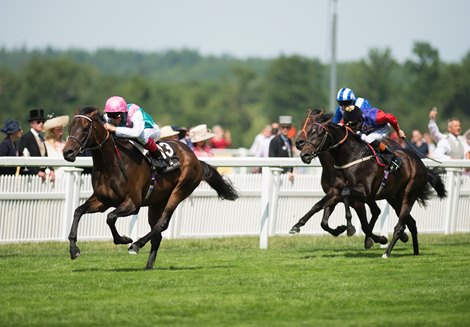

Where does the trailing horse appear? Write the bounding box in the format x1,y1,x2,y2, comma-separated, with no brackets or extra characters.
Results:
63,107,239,269
299,112,446,258
291,109,386,249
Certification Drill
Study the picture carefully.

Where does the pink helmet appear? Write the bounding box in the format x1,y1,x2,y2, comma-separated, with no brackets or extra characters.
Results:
104,96,128,113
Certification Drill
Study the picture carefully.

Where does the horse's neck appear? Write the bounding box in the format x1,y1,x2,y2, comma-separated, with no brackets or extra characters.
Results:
329,130,369,165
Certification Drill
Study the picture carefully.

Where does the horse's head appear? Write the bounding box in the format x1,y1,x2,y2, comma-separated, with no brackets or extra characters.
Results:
295,108,326,150
63,107,107,162
299,112,335,164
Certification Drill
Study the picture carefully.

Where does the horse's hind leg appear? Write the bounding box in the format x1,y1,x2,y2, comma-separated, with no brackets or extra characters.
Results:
68,195,108,260
405,215,419,255
341,188,356,236
145,232,163,270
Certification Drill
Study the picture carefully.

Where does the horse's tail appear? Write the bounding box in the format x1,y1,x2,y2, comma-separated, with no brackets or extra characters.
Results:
200,161,239,201
427,167,447,199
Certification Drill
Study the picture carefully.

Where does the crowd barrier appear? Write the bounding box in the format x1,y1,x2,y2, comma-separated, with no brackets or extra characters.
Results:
1,157,469,249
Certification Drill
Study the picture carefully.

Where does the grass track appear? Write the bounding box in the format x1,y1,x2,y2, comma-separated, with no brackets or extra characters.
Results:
0,234,469,326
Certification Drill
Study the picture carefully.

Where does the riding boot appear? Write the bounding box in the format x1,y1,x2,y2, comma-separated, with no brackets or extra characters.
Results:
144,138,170,170
371,140,400,170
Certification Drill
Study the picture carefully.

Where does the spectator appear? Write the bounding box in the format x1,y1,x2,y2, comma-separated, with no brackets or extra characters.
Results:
428,108,466,160
271,122,280,136
159,125,180,141
405,129,429,157
18,109,55,182
464,129,470,160
43,114,69,178
0,119,23,175
172,125,193,149
250,125,273,158
269,115,294,182
422,132,436,157
43,115,69,157
210,124,231,149
249,125,273,173
189,124,215,157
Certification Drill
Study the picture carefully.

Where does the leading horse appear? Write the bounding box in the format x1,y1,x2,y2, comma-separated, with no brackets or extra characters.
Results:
63,107,239,269
299,112,447,258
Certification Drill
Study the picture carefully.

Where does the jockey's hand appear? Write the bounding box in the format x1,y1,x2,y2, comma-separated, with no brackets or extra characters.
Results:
398,129,406,139
104,123,117,133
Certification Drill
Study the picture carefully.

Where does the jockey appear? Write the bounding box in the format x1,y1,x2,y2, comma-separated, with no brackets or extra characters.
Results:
332,87,373,124
103,96,170,169
342,105,406,169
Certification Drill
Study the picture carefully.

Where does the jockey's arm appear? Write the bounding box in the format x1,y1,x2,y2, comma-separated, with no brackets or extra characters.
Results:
376,110,403,136
115,110,145,139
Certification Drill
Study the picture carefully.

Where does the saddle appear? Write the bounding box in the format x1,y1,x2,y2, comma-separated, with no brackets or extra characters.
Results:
130,140,181,173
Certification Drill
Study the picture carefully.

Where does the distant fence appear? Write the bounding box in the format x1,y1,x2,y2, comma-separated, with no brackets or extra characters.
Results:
1,157,469,249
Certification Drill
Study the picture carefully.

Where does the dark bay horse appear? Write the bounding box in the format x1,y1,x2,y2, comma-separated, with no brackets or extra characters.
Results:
291,109,386,249
299,112,447,258
63,107,239,269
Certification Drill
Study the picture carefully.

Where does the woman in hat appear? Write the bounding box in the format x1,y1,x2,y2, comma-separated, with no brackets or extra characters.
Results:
43,115,69,158
189,124,215,157
159,125,180,141
0,119,23,175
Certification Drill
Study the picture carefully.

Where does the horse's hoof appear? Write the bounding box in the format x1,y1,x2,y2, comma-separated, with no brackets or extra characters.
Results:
399,233,409,243
347,226,356,237
365,237,374,249
379,236,388,245
382,253,390,259
289,226,300,234
70,248,81,260
128,243,140,254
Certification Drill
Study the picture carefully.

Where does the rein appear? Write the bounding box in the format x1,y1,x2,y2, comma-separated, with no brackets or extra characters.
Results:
305,121,350,157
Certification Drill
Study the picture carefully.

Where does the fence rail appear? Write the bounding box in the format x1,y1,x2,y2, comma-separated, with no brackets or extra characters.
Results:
1,157,469,249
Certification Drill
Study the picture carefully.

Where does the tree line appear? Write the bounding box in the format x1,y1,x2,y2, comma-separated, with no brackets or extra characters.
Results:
0,42,469,148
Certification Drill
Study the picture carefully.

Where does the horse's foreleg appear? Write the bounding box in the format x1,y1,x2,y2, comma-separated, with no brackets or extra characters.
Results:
319,204,347,236
68,195,108,260
352,200,388,249
289,191,337,234
106,198,139,245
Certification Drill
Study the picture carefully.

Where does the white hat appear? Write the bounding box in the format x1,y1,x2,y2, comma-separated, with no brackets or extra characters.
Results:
279,115,292,125
159,125,179,139
189,124,216,143
43,115,69,131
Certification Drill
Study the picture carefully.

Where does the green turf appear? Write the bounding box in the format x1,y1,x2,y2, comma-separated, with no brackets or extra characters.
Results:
0,234,469,327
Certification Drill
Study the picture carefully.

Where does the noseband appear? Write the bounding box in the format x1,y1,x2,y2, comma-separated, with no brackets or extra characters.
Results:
67,114,109,153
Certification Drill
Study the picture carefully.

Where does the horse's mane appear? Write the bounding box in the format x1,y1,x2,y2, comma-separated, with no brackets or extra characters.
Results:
80,106,106,124
317,112,333,124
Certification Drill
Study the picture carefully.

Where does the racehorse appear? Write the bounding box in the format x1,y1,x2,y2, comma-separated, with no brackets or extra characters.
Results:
299,112,447,258
291,109,387,249
63,107,239,269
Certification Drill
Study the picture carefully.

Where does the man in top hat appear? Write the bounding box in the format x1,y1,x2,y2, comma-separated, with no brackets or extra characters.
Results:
269,115,294,182
0,119,23,175
18,109,55,181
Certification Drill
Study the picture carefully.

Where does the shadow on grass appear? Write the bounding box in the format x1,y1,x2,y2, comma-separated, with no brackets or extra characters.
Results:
300,248,433,259
71,264,233,273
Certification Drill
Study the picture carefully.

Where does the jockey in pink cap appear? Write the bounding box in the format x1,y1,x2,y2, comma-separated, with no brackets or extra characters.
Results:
103,96,171,170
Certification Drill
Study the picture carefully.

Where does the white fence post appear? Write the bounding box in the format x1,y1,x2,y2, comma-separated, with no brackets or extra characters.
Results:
61,167,83,241
269,168,283,236
259,167,271,249
444,169,462,234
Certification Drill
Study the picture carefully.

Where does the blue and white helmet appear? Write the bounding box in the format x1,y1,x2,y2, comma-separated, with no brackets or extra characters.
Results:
336,88,356,102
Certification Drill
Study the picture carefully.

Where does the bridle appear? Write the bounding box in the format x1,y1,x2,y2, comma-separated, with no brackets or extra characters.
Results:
303,119,351,158
67,114,110,154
